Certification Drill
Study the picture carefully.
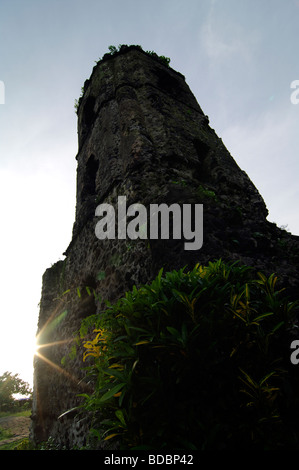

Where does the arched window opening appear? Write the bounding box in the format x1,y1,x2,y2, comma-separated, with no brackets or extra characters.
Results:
81,154,99,203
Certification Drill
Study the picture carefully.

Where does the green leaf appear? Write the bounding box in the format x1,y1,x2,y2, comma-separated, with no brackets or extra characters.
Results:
89,428,102,440
77,393,91,400
86,286,91,296
257,272,267,283
270,321,284,334
230,308,246,323
97,271,106,281
103,369,125,381
166,326,180,338
100,383,126,402
58,406,80,419
157,267,163,281
259,371,276,386
239,369,257,389
115,409,126,427
62,289,71,296
253,312,274,322
104,433,119,441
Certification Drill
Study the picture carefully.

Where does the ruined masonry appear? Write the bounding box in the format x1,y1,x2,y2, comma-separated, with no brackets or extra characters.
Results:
31,45,299,448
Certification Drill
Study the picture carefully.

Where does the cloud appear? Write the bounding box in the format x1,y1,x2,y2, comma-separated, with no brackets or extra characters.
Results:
221,106,299,234
201,0,260,65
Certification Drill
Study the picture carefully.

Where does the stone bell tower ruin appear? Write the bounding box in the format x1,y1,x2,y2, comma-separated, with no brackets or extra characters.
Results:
31,45,299,448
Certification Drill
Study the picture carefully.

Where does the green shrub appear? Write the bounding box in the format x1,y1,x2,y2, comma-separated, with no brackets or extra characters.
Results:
196,184,217,201
106,44,170,67
77,260,299,450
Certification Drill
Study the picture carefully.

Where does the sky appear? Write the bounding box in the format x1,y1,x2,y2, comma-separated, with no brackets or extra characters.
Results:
0,0,298,388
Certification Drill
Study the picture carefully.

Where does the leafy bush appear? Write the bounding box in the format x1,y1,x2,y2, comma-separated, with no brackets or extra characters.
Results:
0,372,32,412
106,44,171,67
77,260,299,450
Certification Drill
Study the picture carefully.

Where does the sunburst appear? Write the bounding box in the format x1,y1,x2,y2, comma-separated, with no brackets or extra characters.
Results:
32,303,93,433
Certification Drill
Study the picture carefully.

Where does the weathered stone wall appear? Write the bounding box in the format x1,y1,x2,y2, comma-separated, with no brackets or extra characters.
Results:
31,46,299,448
